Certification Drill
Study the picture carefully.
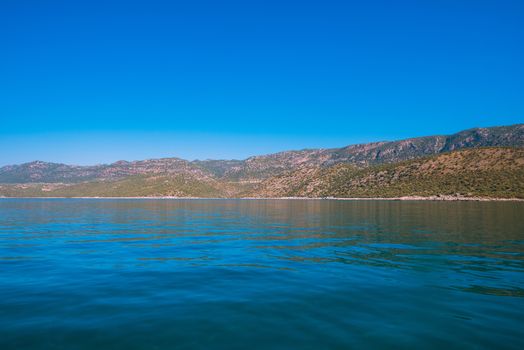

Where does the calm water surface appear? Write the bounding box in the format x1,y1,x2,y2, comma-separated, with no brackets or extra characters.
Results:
0,199,523,349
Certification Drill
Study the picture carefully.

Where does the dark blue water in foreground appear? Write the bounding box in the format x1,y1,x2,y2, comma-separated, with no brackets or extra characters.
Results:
1,199,523,349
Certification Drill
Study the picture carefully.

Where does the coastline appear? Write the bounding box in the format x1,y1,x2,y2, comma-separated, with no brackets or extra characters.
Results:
0,196,523,201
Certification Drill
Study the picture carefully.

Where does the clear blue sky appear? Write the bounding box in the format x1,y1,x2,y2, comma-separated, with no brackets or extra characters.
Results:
1,0,523,165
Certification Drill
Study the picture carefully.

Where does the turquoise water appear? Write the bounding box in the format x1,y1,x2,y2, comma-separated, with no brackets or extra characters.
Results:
0,199,523,349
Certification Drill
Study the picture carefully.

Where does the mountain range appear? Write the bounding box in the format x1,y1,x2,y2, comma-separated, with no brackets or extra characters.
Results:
1,124,523,198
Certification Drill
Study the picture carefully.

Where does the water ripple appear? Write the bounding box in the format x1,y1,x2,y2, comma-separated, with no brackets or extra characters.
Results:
0,199,523,349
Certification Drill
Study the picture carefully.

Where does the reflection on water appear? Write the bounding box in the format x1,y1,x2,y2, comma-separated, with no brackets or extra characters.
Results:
0,199,523,349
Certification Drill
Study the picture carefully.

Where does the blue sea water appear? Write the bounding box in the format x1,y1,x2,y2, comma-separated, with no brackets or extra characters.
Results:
0,199,523,349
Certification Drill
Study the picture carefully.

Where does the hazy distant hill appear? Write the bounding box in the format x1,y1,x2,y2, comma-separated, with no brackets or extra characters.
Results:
1,124,522,185
248,148,524,199
0,158,213,184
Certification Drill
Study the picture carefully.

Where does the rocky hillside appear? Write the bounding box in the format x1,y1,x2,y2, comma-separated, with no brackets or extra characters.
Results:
0,124,523,199
1,124,523,184
0,158,215,184
1,147,523,198
223,124,524,180
0,175,231,198
248,148,524,199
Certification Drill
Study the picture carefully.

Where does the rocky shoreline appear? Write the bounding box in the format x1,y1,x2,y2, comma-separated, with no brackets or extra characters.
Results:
1,196,523,201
